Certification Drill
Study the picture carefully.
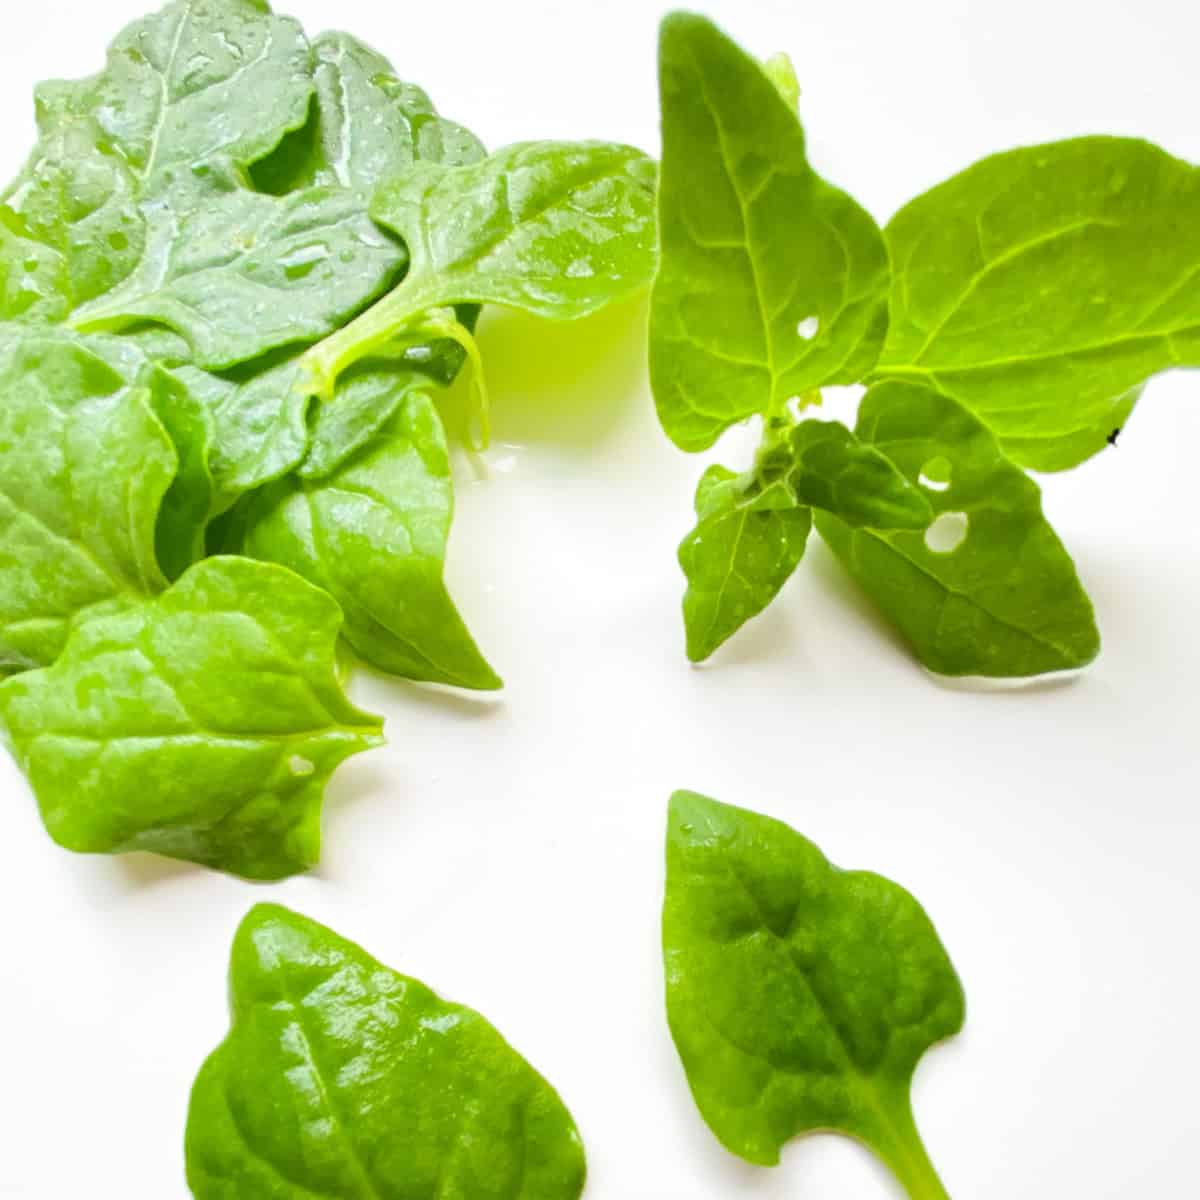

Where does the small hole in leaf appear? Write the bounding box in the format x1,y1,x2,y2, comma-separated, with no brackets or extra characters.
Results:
796,316,820,340
924,511,968,554
919,456,952,492
288,755,315,777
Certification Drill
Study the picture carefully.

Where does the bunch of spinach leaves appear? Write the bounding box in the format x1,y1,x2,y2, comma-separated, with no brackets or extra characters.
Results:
0,0,656,878
652,12,1198,677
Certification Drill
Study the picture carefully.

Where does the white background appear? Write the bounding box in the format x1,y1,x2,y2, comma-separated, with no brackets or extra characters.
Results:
0,1,1198,1196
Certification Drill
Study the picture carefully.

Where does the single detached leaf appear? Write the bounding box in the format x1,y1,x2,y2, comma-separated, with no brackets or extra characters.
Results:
877,136,1200,470
252,32,486,194
817,381,1100,676
0,330,174,670
0,557,382,879
680,466,812,662
664,790,963,1198
35,0,313,198
650,13,890,451
186,903,587,1199
787,419,932,529
73,186,406,369
234,387,501,690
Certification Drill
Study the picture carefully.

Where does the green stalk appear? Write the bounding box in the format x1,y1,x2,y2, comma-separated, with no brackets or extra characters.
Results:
867,1089,952,1200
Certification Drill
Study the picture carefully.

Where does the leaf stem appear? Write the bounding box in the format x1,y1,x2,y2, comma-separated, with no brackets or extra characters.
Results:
868,1090,953,1200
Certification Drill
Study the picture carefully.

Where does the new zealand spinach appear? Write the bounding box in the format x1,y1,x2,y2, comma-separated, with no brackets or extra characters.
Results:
651,11,1196,676
0,0,656,876
187,904,587,1198
664,790,964,1199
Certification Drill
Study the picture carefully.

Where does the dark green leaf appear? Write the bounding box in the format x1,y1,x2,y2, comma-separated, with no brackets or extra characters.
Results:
0,556,382,879
664,790,962,1197
186,903,587,1199
650,13,889,451
817,381,1100,676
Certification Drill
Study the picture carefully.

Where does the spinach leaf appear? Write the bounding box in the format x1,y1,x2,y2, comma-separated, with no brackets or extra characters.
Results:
680,467,812,663
302,141,657,394
817,381,1100,676
0,330,175,670
252,32,486,194
186,903,587,1198
787,419,932,529
664,790,963,1198
650,12,889,452
877,137,1200,471
34,0,313,200
233,387,501,690
72,187,407,370
0,557,382,879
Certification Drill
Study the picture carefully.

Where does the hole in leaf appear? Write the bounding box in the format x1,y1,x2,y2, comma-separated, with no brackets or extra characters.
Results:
924,511,968,554
796,316,820,340
919,456,952,492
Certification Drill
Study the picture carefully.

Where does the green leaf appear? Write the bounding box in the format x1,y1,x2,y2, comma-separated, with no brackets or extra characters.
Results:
664,790,963,1198
186,903,587,1199
787,418,932,529
650,13,890,451
35,0,313,198
146,365,214,581
680,466,812,663
0,330,174,670
877,136,1200,471
0,557,382,879
301,141,657,394
71,186,406,369
252,32,486,194
370,141,657,318
0,206,70,323
816,381,1100,676
234,387,501,690
5,112,145,310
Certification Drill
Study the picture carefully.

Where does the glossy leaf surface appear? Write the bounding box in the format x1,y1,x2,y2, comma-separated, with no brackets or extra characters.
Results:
0,557,382,879
817,381,1100,676
235,388,501,690
878,137,1200,470
187,904,587,1199
0,331,173,670
650,13,889,451
664,790,963,1197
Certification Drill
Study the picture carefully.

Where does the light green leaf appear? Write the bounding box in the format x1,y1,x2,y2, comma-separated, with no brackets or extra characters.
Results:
0,330,174,670
680,466,811,663
650,13,889,451
252,32,486,194
35,0,313,198
5,113,145,310
664,790,963,1198
72,186,406,369
235,387,500,690
147,366,214,580
0,206,70,323
787,419,932,529
186,903,587,1199
370,141,657,318
877,136,1200,471
817,380,1100,676
0,556,382,879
